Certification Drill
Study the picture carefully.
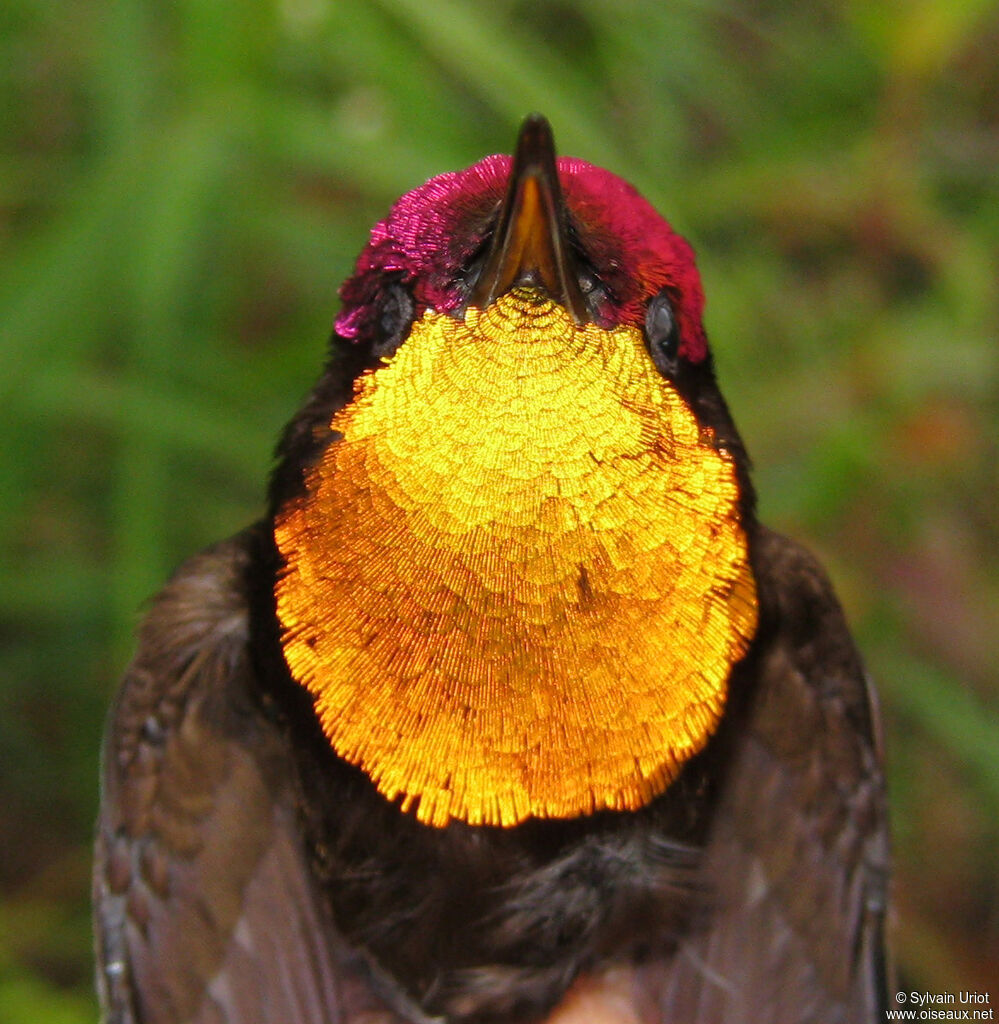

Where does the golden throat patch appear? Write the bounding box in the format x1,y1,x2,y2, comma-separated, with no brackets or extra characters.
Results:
274,291,758,827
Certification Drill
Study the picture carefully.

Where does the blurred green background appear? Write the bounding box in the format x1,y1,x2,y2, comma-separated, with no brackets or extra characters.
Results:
2,0,997,1018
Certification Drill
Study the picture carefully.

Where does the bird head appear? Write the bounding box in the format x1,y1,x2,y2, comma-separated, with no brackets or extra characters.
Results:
271,116,759,828
333,115,709,364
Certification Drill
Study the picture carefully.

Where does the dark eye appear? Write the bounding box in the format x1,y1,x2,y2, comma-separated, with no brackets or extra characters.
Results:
644,289,680,377
372,280,416,359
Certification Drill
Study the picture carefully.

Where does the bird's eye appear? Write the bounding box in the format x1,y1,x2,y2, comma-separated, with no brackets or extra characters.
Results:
644,289,680,377
372,281,416,359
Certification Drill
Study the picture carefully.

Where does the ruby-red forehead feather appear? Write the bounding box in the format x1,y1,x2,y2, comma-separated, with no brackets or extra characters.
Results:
558,159,707,362
335,156,510,339
336,154,708,363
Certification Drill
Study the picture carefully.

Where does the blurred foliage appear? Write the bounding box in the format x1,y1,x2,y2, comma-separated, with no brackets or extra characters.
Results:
2,0,997,1016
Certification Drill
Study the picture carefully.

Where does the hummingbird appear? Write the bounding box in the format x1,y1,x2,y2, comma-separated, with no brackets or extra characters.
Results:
94,115,890,1024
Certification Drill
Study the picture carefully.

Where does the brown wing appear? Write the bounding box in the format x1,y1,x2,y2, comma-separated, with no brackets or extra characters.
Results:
628,525,890,1023
93,530,412,1024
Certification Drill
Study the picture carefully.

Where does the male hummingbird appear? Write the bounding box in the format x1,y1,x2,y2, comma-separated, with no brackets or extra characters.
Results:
95,115,890,1024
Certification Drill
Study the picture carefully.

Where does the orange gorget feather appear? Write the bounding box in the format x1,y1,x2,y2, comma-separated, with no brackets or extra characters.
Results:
275,291,758,827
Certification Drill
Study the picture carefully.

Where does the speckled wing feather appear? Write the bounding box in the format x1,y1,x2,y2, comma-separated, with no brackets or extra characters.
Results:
93,529,411,1024
633,525,891,1023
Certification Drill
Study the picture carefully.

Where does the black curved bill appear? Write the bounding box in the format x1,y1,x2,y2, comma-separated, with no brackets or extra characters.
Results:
469,114,588,324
